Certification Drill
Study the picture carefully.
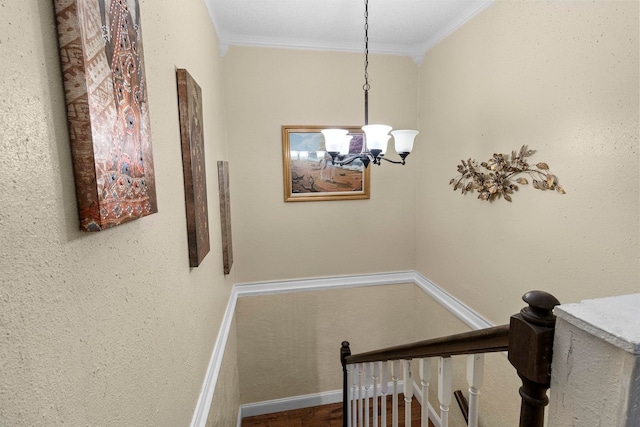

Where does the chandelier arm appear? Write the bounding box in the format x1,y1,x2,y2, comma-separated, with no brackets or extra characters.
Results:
378,156,408,165
331,154,365,166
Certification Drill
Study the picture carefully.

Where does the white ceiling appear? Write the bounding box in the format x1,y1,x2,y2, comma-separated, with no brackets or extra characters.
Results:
204,0,493,64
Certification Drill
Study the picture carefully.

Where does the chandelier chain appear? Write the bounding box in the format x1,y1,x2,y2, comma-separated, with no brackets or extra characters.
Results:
363,0,369,125
363,0,370,92
321,0,417,169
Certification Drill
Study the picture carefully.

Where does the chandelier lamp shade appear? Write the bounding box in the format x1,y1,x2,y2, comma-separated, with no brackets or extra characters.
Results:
321,0,419,168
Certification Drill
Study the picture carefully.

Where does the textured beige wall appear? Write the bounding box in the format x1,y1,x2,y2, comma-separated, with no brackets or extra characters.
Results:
416,1,640,325
222,47,419,284
235,284,417,404
0,1,238,425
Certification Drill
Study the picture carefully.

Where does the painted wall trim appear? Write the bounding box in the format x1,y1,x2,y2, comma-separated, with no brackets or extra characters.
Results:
413,271,493,330
239,387,349,420
234,271,417,297
189,287,239,427
191,270,492,427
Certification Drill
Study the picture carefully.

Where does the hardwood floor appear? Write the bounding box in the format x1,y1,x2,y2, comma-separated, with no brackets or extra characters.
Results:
241,394,434,427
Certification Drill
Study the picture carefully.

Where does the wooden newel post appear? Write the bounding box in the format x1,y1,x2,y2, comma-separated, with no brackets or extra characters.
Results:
508,290,560,427
341,341,351,427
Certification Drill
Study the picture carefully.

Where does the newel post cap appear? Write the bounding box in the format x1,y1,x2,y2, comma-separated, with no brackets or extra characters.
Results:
521,290,561,327
508,290,561,385
340,341,351,367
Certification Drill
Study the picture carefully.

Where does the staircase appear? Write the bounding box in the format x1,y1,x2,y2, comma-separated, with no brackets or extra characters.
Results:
341,291,559,427
237,291,639,427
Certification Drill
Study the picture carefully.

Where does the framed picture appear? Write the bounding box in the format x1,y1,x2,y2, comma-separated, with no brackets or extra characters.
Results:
177,68,210,267
282,126,370,202
53,0,157,231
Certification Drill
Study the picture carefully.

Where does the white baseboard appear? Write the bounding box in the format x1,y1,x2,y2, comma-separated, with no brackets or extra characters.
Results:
236,380,442,427
192,270,490,427
240,388,344,419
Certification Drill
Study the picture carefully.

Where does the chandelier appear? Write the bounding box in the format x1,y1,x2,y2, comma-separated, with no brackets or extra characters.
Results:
321,0,419,168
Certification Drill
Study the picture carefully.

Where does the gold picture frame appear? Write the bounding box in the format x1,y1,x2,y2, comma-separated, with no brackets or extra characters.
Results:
282,126,370,202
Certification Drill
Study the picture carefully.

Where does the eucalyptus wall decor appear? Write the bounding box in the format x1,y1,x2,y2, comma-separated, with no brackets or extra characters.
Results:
450,145,565,202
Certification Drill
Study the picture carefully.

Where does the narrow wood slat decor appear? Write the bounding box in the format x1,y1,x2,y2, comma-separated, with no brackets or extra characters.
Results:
241,394,434,427
217,161,233,274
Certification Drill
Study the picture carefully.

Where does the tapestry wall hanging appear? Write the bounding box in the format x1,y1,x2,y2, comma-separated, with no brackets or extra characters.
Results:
177,68,210,267
282,126,371,202
54,0,157,231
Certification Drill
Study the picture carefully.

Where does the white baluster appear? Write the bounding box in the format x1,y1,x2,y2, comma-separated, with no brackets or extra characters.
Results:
419,358,431,427
466,354,484,427
438,357,452,427
347,364,353,427
358,363,364,427
365,363,371,427
380,361,388,427
392,360,401,427
404,359,414,427
372,362,380,427
352,363,358,427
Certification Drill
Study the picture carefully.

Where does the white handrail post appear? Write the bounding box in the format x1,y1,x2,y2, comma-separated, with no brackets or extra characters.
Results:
392,360,401,427
352,363,358,427
403,359,414,427
419,358,431,427
358,363,364,427
347,364,353,427
466,354,484,427
438,356,452,427
381,361,388,427
372,362,380,427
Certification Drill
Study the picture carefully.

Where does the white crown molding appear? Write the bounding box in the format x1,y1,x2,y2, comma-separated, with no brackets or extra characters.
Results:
415,0,493,57
204,0,493,60
191,270,492,427
224,36,415,57
203,0,230,56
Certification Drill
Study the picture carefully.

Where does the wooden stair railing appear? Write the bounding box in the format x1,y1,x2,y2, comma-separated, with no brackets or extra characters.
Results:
341,290,560,427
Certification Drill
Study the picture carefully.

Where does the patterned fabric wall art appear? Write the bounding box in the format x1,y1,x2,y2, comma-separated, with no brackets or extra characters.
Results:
54,0,157,231
176,68,210,267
